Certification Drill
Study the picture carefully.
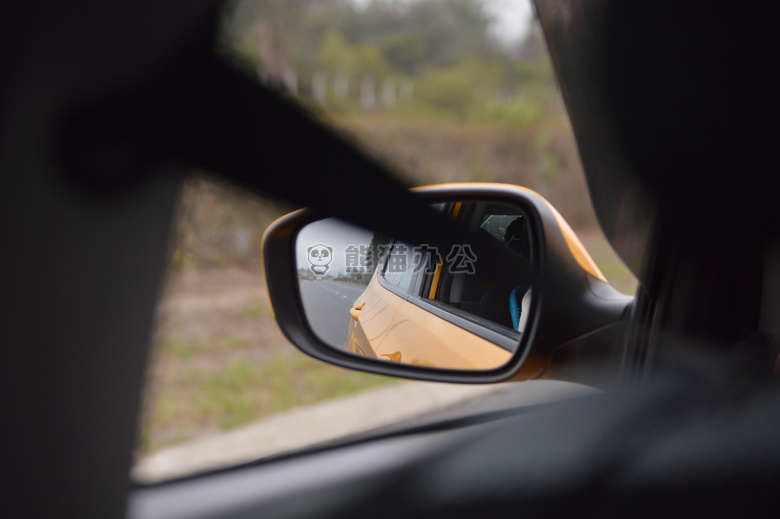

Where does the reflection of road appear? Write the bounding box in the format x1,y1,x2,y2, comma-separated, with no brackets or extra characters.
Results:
300,280,368,346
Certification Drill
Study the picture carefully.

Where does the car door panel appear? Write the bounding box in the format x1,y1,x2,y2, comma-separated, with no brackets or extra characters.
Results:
349,265,512,369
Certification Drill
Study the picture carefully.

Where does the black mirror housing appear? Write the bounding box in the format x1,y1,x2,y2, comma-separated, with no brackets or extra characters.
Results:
263,183,633,384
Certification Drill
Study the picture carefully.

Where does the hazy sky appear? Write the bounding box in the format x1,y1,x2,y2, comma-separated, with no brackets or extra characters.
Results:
482,0,534,48
297,218,375,275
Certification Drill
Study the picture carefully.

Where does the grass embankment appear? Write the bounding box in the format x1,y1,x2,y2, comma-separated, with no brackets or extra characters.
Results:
137,268,394,455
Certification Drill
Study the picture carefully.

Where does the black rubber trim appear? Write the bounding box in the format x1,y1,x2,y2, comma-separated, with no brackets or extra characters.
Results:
376,270,412,301
410,296,521,352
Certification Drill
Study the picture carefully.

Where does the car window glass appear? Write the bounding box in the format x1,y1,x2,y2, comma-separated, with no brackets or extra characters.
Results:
134,0,637,484
419,202,531,330
481,214,521,242
381,242,418,294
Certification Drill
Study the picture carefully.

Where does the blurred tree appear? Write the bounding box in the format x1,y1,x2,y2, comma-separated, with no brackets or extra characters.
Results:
351,43,389,78
405,0,498,69
414,55,506,119
315,30,388,92
223,0,314,87
381,31,427,75
317,30,354,72
512,60,553,87
298,0,500,76
223,1,558,120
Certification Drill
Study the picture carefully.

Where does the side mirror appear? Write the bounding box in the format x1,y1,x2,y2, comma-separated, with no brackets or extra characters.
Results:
263,184,633,384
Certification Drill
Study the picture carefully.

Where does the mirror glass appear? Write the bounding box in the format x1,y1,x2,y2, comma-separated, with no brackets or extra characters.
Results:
295,201,534,371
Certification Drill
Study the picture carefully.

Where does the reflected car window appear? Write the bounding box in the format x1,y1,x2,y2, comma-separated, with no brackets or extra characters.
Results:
381,243,418,293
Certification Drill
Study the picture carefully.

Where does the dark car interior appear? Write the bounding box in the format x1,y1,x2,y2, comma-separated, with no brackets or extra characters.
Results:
435,201,532,329
378,200,532,343
3,0,780,518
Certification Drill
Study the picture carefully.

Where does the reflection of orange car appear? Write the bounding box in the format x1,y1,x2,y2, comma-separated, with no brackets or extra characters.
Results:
344,201,535,370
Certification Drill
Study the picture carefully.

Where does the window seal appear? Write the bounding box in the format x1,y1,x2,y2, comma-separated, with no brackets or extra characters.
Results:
406,295,521,353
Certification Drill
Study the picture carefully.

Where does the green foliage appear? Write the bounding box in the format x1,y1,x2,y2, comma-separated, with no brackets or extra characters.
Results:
192,354,394,431
316,29,388,78
198,359,262,429
404,0,498,68
409,56,549,125
298,0,499,74
316,30,352,72
223,335,250,350
244,300,267,318
351,43,389,78
381,31,427,75
162,339,202,360
223,0,562,124
141,347,396,453
470,97,543,126
511,59,556,98
414,69,475,119
413,56,500,118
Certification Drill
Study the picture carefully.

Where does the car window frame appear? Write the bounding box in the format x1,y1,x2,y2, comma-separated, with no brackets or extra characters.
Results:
379,240,426,295
375,204,524,353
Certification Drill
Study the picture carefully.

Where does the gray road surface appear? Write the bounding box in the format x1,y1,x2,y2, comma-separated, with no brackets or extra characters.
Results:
300,279,368,346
